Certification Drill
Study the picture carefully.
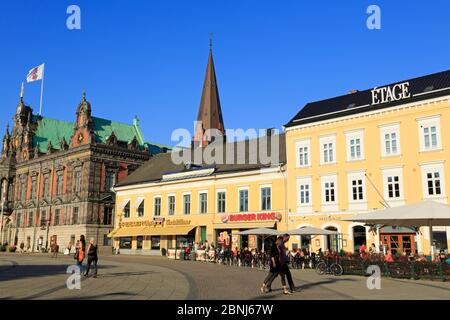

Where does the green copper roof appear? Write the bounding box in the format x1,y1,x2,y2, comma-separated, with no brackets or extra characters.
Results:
32,115,148,153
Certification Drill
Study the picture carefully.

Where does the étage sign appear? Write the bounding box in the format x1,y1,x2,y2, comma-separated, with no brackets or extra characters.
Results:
371,81,411,106
221,212,282,223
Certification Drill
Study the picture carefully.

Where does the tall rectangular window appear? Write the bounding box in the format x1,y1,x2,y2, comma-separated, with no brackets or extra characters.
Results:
299,184,310,204
324,182,335,202
217,192,226,213
74,170,81,193
30,177,37,199
261,187,271,211
105,171,116,191
426,172,442,196
54,209,60,225
40,210,47,227
352,179,364,201
43,174,50,198
239,189,249,212
138,200,145,217
349,138,361,159
384,133,398,155
28,211,34,227
387,176,400,199
154,198,161,216
123,202,130,218
20,176,27,201
104,207,113,225
56,173,64,195
323,143,334,163
423,126,438,150
298,146,309,166
183,194,191,215
168,196,175,215
72,207,79,224
199,193,208,214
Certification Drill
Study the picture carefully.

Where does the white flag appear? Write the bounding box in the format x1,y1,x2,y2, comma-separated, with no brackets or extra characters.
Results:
26,63,44,83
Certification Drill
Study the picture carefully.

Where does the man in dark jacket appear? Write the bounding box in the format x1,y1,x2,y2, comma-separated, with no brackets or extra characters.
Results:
84,238,98,278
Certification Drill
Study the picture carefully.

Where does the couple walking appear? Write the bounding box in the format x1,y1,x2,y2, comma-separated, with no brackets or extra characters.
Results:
261,234,296,295
74,235,99,278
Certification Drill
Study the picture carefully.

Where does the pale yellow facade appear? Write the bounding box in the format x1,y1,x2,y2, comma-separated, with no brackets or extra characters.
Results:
112,167,287,254
285,95,450,255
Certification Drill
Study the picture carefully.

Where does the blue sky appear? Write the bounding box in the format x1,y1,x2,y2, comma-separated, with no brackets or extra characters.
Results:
1,0,449,146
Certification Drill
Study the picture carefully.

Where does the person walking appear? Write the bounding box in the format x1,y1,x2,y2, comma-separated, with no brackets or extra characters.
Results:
260,236,283,293
75,235,86,273
279,234,296,293
84,238,98,278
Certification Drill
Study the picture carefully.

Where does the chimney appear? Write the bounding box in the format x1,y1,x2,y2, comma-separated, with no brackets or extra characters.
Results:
348,89,359,94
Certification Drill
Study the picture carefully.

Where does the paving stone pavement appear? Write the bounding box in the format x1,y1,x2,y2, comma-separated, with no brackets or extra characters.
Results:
0,253,449,300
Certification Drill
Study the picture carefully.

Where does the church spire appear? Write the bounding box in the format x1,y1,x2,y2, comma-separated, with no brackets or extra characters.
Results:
192,36,225,148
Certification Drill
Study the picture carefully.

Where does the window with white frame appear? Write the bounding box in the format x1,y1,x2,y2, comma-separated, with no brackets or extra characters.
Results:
346,130,364,161
297,177,312,213
420,162,446,199
217,191,226,213
382,168,404,205
154,197,161,216
261,187,271,211
347,171,367,210
321,175,338,205
351,179,364,201
296,139,310,167
417,116,441,152
299,184,310,204
168,195,175,215
137,200,145,217
379,123,401,157
320,135,336,165
239,189,248,212
183,194,191,215
199,192,208,214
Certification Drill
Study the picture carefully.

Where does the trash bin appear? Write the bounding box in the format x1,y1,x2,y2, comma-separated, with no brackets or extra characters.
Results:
191,252,196,261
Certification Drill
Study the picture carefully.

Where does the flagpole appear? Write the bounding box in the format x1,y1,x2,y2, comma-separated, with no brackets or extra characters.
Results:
39,64,45,116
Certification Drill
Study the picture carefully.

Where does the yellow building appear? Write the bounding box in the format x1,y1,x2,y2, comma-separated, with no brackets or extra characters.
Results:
111,139,287,255
109,46,288,255
284,70,450,255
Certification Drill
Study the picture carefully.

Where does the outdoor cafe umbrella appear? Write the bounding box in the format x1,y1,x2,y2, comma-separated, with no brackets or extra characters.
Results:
284,226,338,254
340,201,450,255
284,226,338,236
233,228,280,252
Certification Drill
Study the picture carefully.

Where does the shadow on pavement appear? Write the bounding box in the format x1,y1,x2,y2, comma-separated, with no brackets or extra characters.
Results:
0,264,115,281
59,292,136,300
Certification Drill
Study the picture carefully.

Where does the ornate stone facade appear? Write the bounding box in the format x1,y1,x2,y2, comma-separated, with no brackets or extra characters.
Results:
0,92,166,252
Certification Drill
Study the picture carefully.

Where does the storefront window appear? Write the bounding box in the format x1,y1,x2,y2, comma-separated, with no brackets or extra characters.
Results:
177,235,194,249
137,236,143,249
119,237,132,249
151,236,160,250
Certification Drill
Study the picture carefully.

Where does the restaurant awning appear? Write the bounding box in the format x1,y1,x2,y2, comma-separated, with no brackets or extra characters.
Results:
140,226,196,236
108,227,147,238
133,197,145,209
119,199,130,210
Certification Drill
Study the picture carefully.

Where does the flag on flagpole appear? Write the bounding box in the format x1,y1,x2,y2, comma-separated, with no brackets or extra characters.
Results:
26,64,44,83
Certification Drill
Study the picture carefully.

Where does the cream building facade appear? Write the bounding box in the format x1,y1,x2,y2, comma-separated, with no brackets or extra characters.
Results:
284,70,450,255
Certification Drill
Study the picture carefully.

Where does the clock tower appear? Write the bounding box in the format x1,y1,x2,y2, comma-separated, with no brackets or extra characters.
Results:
71,91,95,147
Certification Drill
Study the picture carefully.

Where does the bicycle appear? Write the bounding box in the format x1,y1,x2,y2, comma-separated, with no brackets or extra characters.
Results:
316,256,343,276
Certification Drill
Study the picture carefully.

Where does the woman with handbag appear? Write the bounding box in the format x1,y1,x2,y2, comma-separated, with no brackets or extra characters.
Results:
74,235,86,272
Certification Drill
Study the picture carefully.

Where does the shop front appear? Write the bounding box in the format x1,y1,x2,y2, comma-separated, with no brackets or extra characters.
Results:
213,211,282,251
110,218,198,256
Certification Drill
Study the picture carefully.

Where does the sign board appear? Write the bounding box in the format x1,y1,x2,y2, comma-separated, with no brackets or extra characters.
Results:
221,212,282,223
371,82,411,106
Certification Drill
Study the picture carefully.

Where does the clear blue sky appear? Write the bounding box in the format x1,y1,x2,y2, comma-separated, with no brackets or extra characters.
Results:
1,0,449,146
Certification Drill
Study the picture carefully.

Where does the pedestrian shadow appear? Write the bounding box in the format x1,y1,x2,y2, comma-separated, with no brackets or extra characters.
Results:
249,278,358,300
0,264,115,282
97,271,158,278
59,292,136,300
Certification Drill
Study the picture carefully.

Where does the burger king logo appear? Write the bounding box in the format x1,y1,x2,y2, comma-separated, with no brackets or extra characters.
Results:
221,213,229,223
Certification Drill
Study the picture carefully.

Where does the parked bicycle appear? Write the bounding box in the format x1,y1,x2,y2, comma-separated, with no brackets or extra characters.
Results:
316,255,343,276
